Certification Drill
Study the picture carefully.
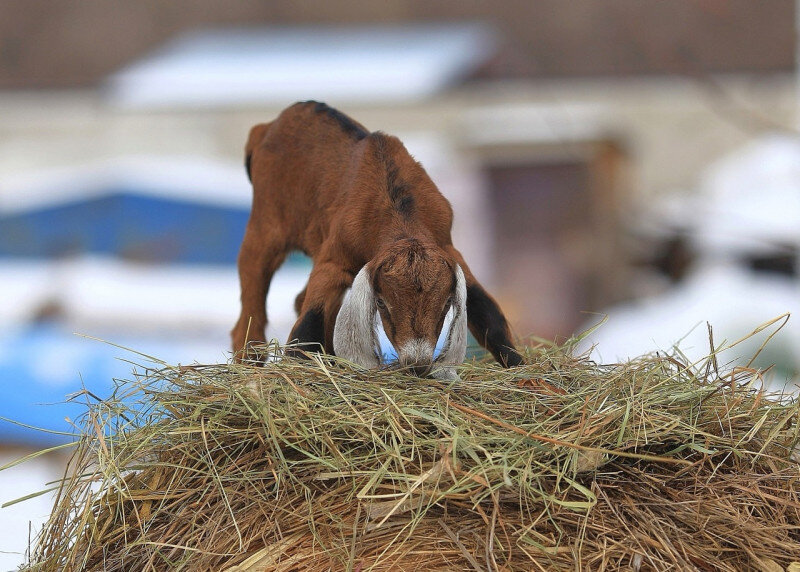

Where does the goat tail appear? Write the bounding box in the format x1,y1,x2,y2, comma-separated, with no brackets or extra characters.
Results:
244,123,271,183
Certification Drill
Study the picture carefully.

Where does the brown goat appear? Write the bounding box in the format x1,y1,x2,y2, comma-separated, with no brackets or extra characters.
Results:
232,101,523,376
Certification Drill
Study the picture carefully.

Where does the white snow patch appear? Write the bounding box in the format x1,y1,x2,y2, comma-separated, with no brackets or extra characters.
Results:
0,155,251,214
0,256,309,345
106,25,495,109
0,451,63,570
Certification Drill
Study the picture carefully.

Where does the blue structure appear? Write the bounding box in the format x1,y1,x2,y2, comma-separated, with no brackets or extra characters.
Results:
0,191,249,265
0,171,264,446
0,324,151,446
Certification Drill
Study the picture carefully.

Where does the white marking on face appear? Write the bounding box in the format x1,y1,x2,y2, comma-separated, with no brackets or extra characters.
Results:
398,339,435,367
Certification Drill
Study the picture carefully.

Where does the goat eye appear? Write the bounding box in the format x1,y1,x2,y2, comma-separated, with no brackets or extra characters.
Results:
376,298,386,309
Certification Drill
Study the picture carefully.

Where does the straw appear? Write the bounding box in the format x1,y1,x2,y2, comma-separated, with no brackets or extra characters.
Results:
12,321,800,571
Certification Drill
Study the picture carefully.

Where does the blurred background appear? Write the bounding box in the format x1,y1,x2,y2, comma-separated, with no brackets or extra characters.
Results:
1,0,799,566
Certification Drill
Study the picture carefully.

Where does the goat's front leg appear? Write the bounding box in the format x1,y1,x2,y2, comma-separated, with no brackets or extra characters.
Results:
231,222,287,361
287,262,352,357
445,247,524,367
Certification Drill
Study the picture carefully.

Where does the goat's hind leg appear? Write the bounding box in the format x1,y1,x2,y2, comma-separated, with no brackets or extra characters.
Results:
231,222,287,362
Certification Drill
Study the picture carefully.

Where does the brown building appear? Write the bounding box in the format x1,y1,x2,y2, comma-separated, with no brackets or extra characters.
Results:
1,0,794,89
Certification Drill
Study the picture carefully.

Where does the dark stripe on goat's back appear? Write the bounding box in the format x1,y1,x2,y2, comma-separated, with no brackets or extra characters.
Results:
372,133,415,218
394,194,415,217
302,100,368,140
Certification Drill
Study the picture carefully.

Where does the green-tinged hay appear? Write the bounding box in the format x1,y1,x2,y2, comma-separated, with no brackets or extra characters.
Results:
18,333,800,571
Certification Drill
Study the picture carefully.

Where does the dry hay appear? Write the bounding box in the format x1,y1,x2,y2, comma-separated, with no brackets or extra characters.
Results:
14,322,800,571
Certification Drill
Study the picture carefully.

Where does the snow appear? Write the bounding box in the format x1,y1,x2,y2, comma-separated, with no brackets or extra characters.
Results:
106,24,495,109
579,134,800,394
578,262,798,365
0,155,251,214
0,256,304,335
0,451,62,570
689,134,800,256
578,273,798,395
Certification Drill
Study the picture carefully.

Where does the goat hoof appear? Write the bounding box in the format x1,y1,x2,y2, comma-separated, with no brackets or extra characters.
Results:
285,342,325,361
233,340,272,365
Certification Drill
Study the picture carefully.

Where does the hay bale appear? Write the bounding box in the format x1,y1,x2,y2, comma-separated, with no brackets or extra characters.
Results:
21,337,800,571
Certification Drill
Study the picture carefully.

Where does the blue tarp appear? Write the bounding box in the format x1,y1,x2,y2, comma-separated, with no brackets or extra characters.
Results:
0,324,217,446
0,191,249,264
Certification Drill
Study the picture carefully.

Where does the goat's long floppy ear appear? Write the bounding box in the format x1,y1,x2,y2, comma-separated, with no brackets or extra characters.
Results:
432,264,467,380
333,266,382,368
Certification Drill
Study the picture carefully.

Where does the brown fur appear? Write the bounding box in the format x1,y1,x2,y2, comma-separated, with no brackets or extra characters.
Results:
232,101,522,368
369,237,455,361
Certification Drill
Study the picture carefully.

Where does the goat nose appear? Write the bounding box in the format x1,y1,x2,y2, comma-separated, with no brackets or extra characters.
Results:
403,362,432,377
399,355,433,377
399,340,434,363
